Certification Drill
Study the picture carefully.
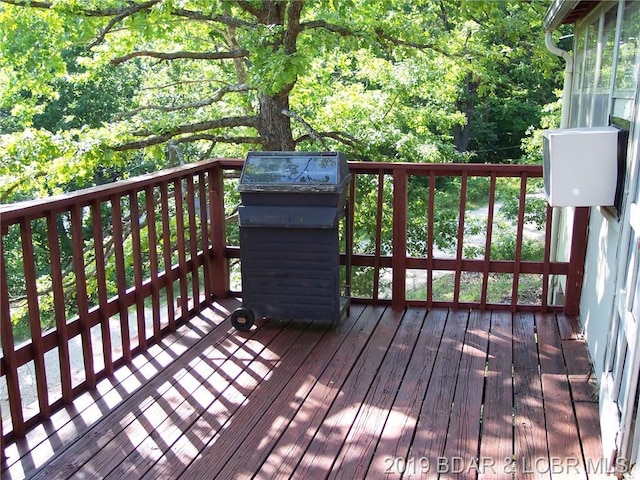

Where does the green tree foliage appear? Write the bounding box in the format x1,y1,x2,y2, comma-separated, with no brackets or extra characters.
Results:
1,0,559,203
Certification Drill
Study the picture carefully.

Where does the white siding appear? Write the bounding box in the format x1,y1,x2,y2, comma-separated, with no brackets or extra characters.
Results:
563,0,640,381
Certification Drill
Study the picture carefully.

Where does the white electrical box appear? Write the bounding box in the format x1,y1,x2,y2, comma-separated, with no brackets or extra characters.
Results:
542,126,619,207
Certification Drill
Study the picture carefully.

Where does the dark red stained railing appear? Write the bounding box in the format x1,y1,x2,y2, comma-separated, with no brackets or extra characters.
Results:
0,159,231,451
339,162,589,312
0,158,588,452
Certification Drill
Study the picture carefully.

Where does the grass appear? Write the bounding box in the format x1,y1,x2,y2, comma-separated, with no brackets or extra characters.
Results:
407,271,543,305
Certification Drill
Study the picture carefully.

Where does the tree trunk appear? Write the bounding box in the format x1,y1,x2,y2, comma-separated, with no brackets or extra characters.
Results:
453,74,478,153
244,0,301,151
453,109,472,152
257,91,296,151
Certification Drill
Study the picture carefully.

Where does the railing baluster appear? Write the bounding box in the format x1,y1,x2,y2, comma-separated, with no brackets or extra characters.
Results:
480,173,498,309
174,178,189,319
70,204,96,388
347,172,356,299
19,218,50,418
198,172,212,302
46,211,74,401
0,229,24,437
129,190,146,351
160,182,176,330
427,172,435,308
372,170,384,303
206,169,218,297
145,185,161,340
90,200,113,375
111,195,131,362
511,174,528,312
186,175,200,312
392,167,407,310
453,172,468,307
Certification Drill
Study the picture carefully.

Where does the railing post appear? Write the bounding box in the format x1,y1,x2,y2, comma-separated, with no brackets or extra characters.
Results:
564,206,590,316
392,167,407,310
1,227,25,440
210,163,230,299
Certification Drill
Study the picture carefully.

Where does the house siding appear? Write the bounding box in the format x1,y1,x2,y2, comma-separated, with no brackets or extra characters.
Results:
555,1,640,383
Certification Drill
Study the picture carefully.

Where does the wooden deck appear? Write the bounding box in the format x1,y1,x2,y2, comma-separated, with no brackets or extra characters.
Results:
2,300,608,479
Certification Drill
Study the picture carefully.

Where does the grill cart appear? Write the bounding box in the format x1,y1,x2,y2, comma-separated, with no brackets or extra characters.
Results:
230,151,352,331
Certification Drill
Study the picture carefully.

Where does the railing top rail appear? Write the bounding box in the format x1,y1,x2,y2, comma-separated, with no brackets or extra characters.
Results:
0,158,543,222
216,158,543,174
348,161,543,176
0,158,237,221
220,158,542,177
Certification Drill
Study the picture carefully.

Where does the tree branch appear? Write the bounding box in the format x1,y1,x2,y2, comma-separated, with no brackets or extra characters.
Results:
1,171,46,203
173,134,265,145
118,84,254,118
172,9,253,28
110,49,249,66
141,78,232,91
283,0,304,54
438,0,453,32
282,109,329,150
88,1,160,48
1,0,254,47
1,0,253,27
236,0,265,20
113,115,259,151
225,20,249,87
0,0,157,17
374,29,451,56
295,131,363,149
1,0,52,8
300,19,452,57
172,8,255,28
299,19,355,36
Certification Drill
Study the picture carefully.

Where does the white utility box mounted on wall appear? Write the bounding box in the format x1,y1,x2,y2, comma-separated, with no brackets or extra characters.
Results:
543,126,619,207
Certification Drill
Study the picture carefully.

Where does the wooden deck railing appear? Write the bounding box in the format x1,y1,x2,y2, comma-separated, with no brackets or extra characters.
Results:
0,158,588,449
343,162,589,312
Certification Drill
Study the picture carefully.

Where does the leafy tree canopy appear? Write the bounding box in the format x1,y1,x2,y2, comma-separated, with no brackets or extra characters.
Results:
0,0,560,202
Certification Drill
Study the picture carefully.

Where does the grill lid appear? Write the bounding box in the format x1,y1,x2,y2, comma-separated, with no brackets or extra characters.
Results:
238,151,350,193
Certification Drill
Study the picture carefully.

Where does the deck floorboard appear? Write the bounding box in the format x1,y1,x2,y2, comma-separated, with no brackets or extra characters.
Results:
2,303,607,479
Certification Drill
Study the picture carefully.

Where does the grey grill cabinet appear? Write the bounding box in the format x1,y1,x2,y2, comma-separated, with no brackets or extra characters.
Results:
230,151,352,331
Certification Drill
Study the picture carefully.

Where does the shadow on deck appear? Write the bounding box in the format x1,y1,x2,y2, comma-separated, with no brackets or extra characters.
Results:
3,300,606,479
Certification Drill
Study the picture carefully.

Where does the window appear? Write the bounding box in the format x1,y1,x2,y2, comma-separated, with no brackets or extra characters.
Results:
569,1,635,218
571,3,619,127
570,26,585,128
593,6,619,124
580,18,600,125
613,0,640,121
